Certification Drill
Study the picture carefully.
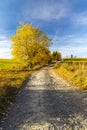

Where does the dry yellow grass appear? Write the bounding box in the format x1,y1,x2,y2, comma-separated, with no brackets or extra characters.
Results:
0,59,32,120
54,62,87,90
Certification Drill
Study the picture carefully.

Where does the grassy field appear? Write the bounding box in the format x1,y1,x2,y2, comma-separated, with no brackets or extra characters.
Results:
54,58,87,90
0,58,33,120
63,58,87,63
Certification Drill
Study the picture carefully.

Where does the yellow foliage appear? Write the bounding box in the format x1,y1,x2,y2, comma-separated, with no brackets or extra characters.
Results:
11,22,52,63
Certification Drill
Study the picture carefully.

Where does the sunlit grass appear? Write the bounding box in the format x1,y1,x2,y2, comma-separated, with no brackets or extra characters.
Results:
63,58,87,63
54,62,87,90
0,58,32,120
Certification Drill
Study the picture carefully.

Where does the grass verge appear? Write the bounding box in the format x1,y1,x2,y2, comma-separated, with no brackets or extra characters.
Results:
54,62,87,90
0,59,35,120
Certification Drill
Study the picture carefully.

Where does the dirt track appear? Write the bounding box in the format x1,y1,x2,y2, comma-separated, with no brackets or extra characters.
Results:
0,67,87,130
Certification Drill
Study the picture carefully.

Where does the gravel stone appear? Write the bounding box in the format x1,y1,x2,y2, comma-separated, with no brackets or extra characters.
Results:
0,67,87,130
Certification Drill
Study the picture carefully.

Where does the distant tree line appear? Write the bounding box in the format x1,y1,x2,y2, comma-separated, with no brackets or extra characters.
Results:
52,51,61,61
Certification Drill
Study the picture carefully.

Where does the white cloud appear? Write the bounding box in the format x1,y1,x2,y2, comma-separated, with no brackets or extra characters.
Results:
0,35,12,58
72,12,87,25
0,35,7,40
23,1,68,21
50,33,87,57
0,48,12,58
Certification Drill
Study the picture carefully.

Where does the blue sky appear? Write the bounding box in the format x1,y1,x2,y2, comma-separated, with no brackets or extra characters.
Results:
0,0,87,58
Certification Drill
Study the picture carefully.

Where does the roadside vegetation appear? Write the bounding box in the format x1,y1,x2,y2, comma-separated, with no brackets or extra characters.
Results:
11,22,52,67
63,58,87,63
54,58,87,90
52,51,61,61
0,58,33,120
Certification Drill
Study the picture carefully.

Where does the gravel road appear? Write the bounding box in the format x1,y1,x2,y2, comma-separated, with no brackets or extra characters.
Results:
0,67,87,130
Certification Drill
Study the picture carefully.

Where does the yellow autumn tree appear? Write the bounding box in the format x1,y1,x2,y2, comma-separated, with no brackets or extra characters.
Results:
11,22,52,66
34,46,52,66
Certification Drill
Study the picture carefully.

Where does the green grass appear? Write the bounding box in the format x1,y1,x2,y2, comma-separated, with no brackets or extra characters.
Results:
63,58,87,63
0,58,32,120
0,59,21,70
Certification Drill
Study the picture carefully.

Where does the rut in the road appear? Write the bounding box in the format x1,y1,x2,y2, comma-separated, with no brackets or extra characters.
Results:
0,67,87,130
